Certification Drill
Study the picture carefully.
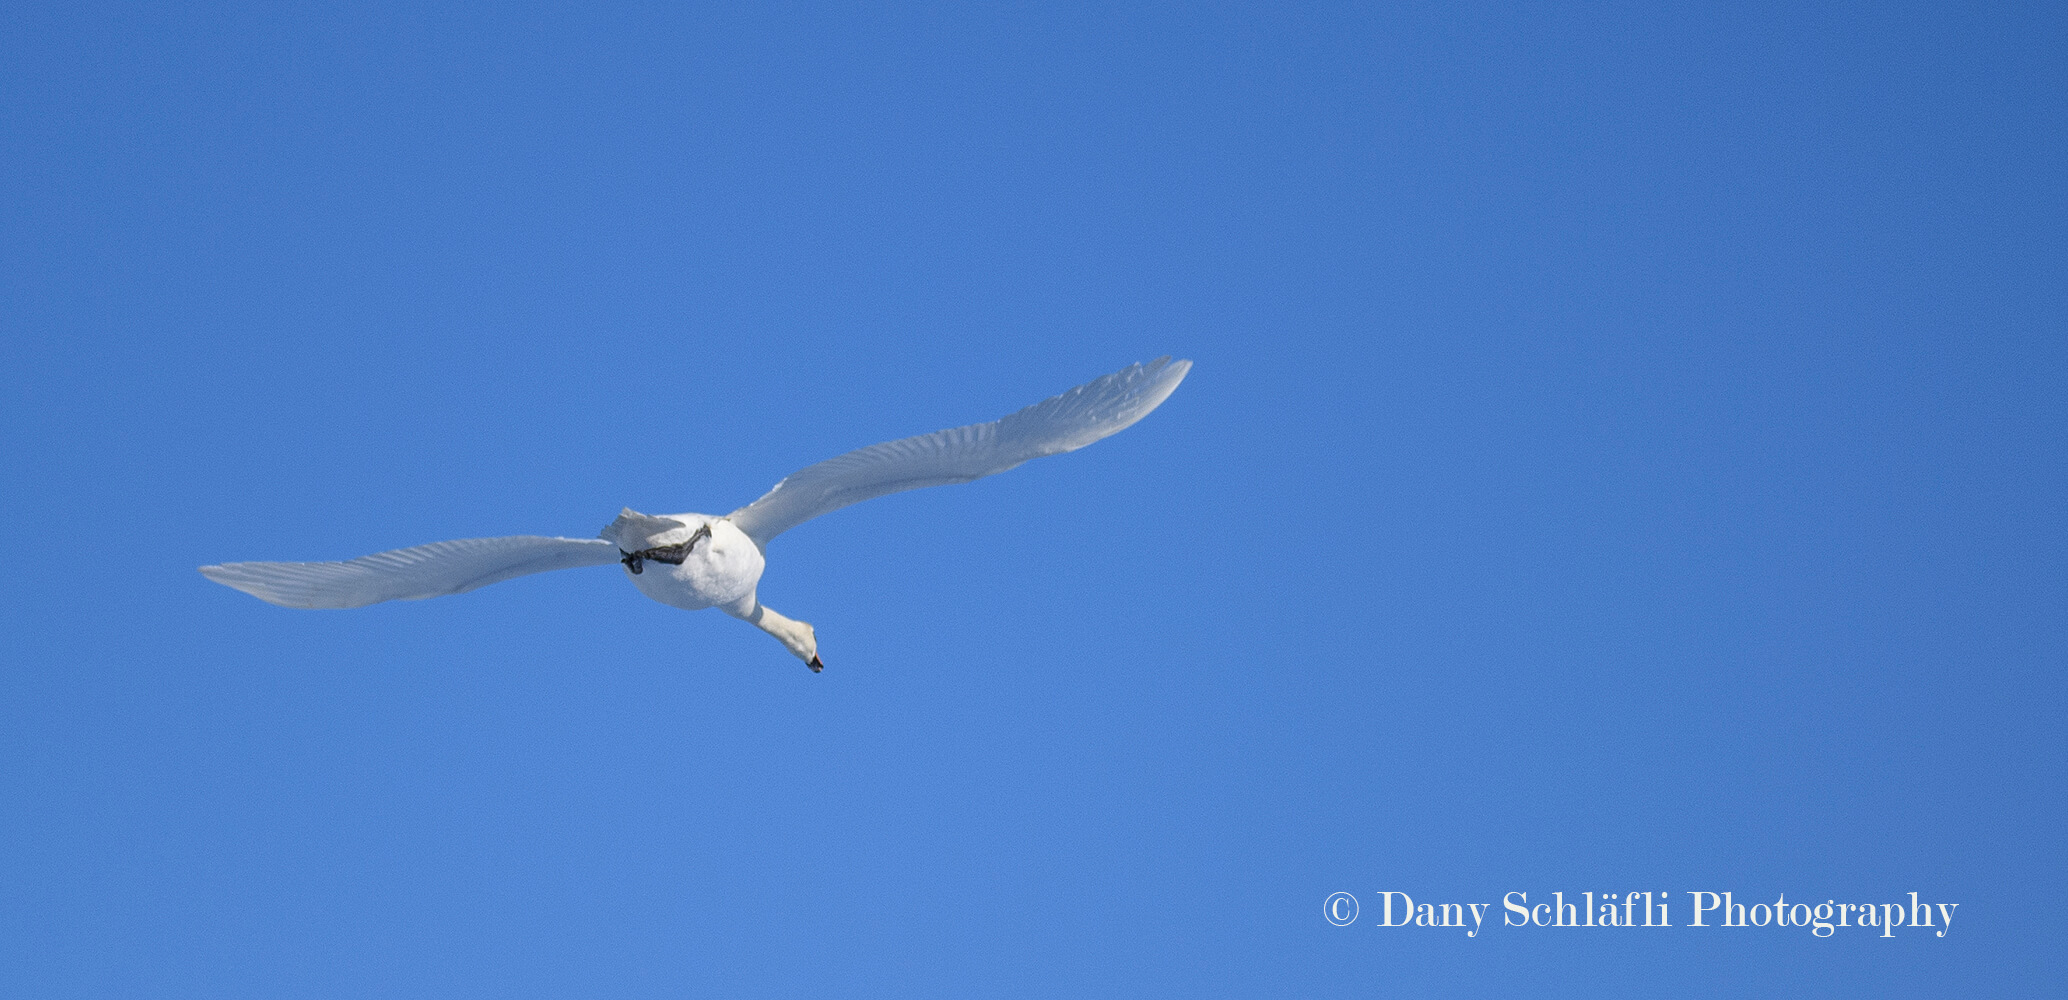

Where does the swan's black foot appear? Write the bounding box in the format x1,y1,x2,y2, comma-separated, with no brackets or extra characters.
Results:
619,524,711,576
807,655,823,673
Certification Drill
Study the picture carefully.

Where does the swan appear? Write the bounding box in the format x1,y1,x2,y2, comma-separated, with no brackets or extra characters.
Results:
199,356,1191,671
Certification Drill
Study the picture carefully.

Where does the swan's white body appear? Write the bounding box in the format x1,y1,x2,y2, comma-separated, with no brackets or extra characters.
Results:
201,357,1191,670
610,513,764,612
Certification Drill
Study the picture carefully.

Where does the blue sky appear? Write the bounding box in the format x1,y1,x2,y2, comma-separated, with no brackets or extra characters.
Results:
3,2,2062,995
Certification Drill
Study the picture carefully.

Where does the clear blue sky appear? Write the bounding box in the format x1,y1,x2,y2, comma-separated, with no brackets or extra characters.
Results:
3,3,2062,995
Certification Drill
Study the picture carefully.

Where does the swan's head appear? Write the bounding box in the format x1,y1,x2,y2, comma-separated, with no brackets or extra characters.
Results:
772,616,820,671
798,626,822,673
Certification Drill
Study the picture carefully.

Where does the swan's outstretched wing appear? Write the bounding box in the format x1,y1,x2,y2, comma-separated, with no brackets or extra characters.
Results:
199,535,620,609
728,356,1191,546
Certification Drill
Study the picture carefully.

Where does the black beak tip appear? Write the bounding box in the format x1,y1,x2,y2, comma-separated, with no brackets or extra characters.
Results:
807,655,824,673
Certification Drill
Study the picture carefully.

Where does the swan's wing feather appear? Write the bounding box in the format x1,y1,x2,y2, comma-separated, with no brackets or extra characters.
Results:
198,535,620,609
728,356,1191,545
597,509,689,549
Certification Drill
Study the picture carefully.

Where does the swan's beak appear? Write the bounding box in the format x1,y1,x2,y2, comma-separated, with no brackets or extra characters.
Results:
807,655,823,673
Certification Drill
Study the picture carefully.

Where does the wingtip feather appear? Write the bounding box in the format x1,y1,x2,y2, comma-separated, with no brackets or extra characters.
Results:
198,562,316,608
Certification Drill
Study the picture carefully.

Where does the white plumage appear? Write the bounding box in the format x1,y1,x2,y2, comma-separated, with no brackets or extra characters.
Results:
196,535,621,609
200,356,1191,670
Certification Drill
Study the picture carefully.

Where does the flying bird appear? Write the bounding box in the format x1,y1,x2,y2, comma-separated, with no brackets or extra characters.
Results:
199,357,1192,671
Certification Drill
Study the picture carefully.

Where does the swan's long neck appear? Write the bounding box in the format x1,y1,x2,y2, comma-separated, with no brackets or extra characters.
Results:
724,595,821,671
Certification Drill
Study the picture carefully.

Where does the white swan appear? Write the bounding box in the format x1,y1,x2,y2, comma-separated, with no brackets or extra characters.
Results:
199,357,1192,671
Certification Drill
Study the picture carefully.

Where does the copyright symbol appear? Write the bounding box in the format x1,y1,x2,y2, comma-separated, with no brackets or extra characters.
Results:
1325,892,1359,926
